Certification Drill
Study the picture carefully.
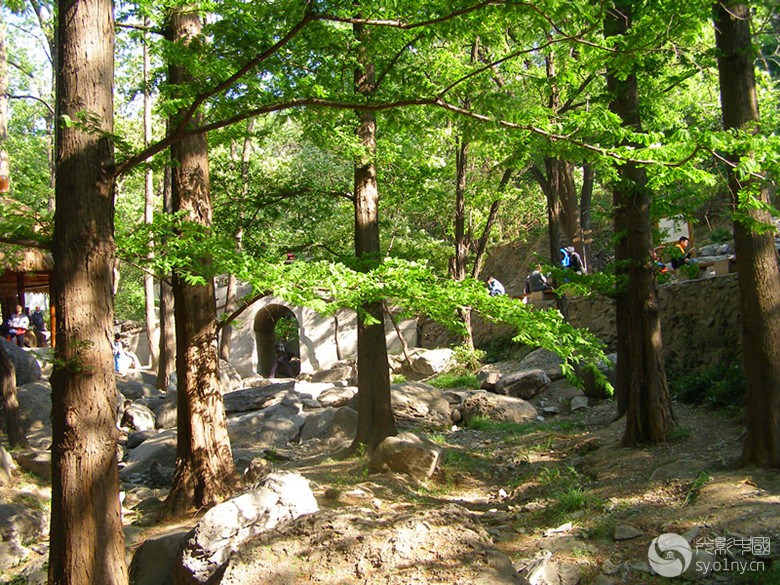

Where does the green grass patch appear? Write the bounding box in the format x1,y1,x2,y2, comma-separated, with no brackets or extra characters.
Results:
391,374,407,384
429,372,480,389
667,425,693,441
465,415,540,434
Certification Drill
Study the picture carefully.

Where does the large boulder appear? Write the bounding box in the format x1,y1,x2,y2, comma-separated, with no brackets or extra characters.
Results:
227,393,305,449
211,505,527,584
222,382,294,414
175,472,318,585
116,378,161,401
410,348,455,377
460,392,538,424
152,392,178,430
119,430,177,483
368,432,441,480
308,364,354,384
15,381,52,449
119,402,156,432
129,531,189,585
518,348,565,381
389,382,452,427
0,339,42,386
299,407,357,443
495,368,551,400
316,385,357,408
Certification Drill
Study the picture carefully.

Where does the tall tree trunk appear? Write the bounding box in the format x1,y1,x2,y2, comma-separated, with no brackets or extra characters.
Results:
156,166,176,390
350,19,396,453
605,0,673,444
161,6,238,518
143,22,159,369
220,119,252,361
715,2,780,468
48,1,127,583
453,133,474,349
1,346,27,448
580,163,594,271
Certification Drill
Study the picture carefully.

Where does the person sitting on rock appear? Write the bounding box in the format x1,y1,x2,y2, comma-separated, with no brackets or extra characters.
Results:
486,276,506,296
669,236,698,270
6,305,30,347
524,266,553,295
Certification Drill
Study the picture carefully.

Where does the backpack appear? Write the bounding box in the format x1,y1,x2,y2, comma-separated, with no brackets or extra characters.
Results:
560,247,571,268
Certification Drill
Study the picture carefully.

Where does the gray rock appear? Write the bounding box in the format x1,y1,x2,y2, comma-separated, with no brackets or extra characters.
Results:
227,396,306,450
120,402,156,432
222,382,294,414
116,379,160,401
212,504,525,584
309,365,354,384
613,523,643,541
126,429,157,449
0,503,48,547
410,348,455,377
0,444,15,485
570,396,589,411
0,540,31,571
175,472,318,585
120,430,177,482
317,385,357,408
153,392,178,430
129,530,189,585
518,348,565,381
15,450,51,482
650,459,712,482
477,370,501,391
0,338,42,386
495,368,551,399
299,407,357,443
368,432,441,480
460,392,538,424
15,381,52,449
390,382,452,427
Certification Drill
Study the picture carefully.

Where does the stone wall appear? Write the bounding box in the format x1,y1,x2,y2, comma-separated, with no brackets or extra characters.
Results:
568,273,742,374
419,274,742,375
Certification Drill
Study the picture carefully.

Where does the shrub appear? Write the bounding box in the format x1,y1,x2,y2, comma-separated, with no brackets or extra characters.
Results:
668,362,745,411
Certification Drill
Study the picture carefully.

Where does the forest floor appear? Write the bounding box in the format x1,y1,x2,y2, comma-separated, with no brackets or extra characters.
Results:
284,397,780,584
2,392,780,584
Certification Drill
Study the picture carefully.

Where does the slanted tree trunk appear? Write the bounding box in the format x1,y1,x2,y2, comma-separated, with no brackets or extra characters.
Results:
350,19,396,453
160,5,239,518
715,2,780,468
156,166,176,390
605,0,673,444
48,1,127,583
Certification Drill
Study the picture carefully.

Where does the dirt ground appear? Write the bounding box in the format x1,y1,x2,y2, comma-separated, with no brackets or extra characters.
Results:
286,398,780,584
2,396,779,584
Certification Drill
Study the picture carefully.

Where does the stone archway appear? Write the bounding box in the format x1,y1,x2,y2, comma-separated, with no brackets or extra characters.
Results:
254,304,300,376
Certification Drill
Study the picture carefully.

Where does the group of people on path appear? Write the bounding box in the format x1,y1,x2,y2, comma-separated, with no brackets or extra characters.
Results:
3,305,47,347
484,245,586,299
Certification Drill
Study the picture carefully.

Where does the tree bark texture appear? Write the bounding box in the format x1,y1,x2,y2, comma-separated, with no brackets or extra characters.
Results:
156,166,176,390
0,345,27,448
715,2,780,468
351,20,396,453
49,1,127,583
161,6,238,518
605,0,673,445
